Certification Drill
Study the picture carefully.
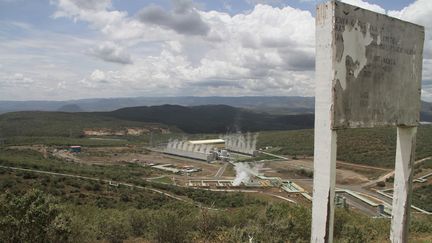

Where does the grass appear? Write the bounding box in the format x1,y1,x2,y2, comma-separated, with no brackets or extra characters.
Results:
0,142,431,242
258,125,432,168
238,152,275,162
0,168,174,210
3,136,130,147
0,148,156,183
1,131,187,149
0,147,265,209
149,176,173,184
415,159,432,170
0,111,171,137
412,184,432,212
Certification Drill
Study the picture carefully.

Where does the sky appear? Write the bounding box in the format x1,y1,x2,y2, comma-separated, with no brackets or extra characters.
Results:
0,0,431,101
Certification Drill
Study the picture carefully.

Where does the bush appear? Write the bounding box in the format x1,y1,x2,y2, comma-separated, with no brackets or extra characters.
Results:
0,189,72,243
152,209,195,243
254,203,311,242
97,211,130,243
22,172,38,180
335,210,389,242
0,178,15,189
128,209,151,237
411,217,432,234
196,209,231,241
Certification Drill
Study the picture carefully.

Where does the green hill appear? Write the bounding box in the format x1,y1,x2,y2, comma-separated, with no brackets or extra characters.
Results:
2,106,432,168
0,105,314,137
259,125,432,168
106,104,314,133
0,111,168,138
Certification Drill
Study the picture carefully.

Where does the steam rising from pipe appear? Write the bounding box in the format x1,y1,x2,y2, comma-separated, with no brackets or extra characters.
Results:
232,162,262,186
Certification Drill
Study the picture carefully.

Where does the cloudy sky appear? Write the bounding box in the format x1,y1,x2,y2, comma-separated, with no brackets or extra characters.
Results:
0,0,431,101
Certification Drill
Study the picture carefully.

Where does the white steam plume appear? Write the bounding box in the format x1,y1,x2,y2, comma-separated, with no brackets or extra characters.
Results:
232,162,262,186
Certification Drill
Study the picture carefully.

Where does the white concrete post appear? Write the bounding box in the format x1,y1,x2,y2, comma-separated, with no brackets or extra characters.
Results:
311,129,337,243
311,2,337,242
390,126,417,243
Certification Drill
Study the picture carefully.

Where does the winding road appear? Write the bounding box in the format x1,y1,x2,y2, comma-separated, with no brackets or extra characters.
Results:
362,156,432,188
0,164,297,208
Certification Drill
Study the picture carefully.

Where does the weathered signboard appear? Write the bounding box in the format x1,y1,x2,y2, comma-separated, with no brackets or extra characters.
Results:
312,1,424,243
323,1,425,128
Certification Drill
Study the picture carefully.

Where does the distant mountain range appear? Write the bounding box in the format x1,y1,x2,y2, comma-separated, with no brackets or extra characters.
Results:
0,96,314,114
1,96,431,122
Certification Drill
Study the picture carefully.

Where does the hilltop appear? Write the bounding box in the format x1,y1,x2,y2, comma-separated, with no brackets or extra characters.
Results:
106,104,314,133
0,111,170,138
0,104,314,136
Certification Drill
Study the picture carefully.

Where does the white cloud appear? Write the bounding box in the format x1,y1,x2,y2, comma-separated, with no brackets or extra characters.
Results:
388,0,432,59
51,0,176,41
90,69,106,81
340,0,386,14
0,72,35,93
1,0,431,101
66,0,111,11
89,42,132,64
38,1,340,98
9,73,34,85
71,4,316,98
137,0,210,36
387,0,432,101
245,0,283,6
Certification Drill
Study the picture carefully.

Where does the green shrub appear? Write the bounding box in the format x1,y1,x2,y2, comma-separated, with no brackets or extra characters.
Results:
152,210,195,243
128,209,151,237
97,210,130,243
0,189,72,243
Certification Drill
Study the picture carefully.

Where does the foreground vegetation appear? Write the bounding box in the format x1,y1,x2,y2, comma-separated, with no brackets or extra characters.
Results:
1,110,432,241
0,147,431,242
1,185,431,243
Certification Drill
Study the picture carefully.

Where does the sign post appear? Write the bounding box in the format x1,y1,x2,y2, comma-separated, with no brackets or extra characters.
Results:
391,127,417,243
312,1,424,242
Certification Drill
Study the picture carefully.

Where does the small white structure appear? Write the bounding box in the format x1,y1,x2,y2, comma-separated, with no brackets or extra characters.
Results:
313,1,424,242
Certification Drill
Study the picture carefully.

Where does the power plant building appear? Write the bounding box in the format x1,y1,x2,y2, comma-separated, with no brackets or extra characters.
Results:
164,134,258,162
165,139,217,162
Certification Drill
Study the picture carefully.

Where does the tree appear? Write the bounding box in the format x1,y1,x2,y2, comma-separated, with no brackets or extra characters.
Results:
0,189,72,243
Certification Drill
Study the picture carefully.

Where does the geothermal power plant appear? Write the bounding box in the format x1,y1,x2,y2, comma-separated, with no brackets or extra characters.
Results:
164,133,259,162
165,139,217,161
